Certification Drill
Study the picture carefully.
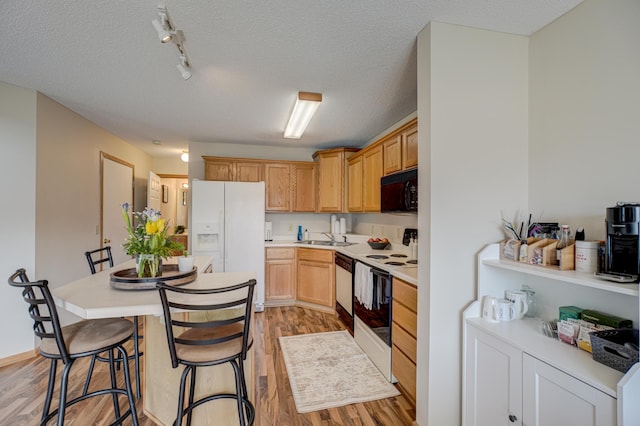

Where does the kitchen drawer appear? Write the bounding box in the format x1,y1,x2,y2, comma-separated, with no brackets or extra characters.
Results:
266,247,295,260
297,247,333,263
392,299,417,338
392,344,416,403
393,278,417,313
392,321,417,363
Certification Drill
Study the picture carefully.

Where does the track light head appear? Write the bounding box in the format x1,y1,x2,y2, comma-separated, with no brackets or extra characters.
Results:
152,19,173,43
176,63,192,80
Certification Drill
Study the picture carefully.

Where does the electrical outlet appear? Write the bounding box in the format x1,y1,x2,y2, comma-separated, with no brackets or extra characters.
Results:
96,225,100,235
370,225,374,234
397,228,402,239
288,224,293,232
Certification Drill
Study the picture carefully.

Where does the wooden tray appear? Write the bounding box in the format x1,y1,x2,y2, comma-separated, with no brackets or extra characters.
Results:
110,264,197,291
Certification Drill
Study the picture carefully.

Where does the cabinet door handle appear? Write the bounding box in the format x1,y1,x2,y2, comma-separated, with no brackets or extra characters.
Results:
508,414,517,422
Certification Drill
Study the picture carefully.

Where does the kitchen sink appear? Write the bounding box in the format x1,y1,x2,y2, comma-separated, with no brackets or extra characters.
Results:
296,240,356,247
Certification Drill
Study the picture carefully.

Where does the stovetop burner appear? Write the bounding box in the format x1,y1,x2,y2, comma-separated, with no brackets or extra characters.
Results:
390,253,408,258
367,254,389,259
385,261,406,266
406,260,418,264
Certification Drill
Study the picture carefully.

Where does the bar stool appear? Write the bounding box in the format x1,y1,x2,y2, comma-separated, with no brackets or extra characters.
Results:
8,268,138,426
156,279,256,426
84,246,143,398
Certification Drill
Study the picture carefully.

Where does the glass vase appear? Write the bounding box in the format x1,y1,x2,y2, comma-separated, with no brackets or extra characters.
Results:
136,254,163,278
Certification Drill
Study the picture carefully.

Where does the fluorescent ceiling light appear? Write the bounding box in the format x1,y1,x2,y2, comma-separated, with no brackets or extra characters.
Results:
284,92,322,139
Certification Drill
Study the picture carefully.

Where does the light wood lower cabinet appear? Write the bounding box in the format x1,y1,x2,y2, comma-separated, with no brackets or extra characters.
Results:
391,277,417,405
265,248,296,305
296,248,335,309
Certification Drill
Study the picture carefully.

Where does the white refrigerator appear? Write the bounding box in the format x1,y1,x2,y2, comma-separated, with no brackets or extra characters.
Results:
191,180,266,311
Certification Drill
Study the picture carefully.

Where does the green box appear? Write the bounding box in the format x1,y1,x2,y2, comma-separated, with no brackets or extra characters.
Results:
559,306,583,321
581,309,632,329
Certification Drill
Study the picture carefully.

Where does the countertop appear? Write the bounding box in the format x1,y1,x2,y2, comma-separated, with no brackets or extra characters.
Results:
265,239,418,286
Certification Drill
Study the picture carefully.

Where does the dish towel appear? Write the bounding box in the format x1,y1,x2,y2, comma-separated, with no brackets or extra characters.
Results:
354,262,373,310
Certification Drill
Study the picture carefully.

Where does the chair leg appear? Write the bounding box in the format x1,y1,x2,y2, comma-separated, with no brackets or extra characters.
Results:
108,349,122,420
57,361,73,426
175,365,191,426
41,359,57,424
230,360,246,426
116,345,139,426
133,316,142,399
186,366,197,426
238,359,253,424
82,354,97,395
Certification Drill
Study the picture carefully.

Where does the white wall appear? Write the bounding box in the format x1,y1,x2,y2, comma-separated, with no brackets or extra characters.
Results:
416,22,529,425
529,0,640,240
0,82,38,358
35,94,153,307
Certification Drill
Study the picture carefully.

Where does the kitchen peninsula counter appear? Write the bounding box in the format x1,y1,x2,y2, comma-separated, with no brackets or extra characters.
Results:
51,256,255,426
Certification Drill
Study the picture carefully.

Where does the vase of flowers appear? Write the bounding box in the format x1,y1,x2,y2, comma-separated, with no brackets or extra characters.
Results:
121,203,184,278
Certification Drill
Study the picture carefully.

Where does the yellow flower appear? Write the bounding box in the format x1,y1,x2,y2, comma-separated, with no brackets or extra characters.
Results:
146,220,158,234
157,218,166,232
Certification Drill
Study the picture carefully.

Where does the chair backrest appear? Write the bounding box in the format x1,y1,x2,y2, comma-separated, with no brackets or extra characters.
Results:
156,279,256,368
85,246,114,275
8,269,71,362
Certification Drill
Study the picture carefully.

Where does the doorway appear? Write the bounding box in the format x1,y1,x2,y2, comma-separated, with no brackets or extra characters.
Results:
101,152,134,266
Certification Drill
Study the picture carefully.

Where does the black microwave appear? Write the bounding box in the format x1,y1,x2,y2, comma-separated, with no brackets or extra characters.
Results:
380,168,417,213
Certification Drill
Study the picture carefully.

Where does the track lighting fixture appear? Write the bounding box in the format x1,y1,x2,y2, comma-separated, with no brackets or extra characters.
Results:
151,6,174,43
176,55,191,80
151,5,193,80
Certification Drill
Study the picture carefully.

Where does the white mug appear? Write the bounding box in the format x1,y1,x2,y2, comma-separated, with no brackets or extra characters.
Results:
482,296,500,323
497,299,516,321
504,290,529,319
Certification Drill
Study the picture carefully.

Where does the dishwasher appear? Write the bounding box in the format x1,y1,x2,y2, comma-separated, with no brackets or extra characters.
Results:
335,252,354,333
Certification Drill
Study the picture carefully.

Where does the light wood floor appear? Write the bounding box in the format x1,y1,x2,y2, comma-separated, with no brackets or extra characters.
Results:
0,306,415,425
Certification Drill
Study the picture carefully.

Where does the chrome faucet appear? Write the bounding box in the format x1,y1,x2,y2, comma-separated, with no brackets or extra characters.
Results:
322,232,336,242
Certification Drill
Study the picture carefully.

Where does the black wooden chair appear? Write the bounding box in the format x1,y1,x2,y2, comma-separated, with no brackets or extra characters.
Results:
8,268,138,426
156,279,256,426
84,246,143,399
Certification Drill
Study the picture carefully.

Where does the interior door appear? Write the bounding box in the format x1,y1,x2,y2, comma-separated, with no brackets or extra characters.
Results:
101,152,134,266
148,171,161,212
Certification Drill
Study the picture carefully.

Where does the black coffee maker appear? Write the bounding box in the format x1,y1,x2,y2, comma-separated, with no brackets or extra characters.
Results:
605,203,640,280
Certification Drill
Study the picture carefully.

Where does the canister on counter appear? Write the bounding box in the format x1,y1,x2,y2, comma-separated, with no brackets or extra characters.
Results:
575,240,599,273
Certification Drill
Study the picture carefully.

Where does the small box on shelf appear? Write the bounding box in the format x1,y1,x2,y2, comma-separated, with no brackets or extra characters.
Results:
500,239,521,261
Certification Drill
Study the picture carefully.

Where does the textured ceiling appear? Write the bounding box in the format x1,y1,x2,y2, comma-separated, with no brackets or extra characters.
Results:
0,0,582,158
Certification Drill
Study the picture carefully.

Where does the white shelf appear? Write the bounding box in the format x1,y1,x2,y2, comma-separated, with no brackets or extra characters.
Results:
482,258,639,297
468,244,640,424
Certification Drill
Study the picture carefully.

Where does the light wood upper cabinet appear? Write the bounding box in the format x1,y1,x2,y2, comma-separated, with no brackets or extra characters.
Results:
204,159,234,181
383,134,403,175
313,148,359,213
291,163,317,212
347,156,363,212
204,156,317,213
379,118,418,177
402,122,418,170
235,161,263,182
264,163,291,212
362,145,383,212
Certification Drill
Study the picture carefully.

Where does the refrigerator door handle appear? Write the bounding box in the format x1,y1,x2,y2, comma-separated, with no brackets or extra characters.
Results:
224,209,228,262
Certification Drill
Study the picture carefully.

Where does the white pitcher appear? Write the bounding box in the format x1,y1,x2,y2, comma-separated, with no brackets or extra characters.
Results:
504,290,529,319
